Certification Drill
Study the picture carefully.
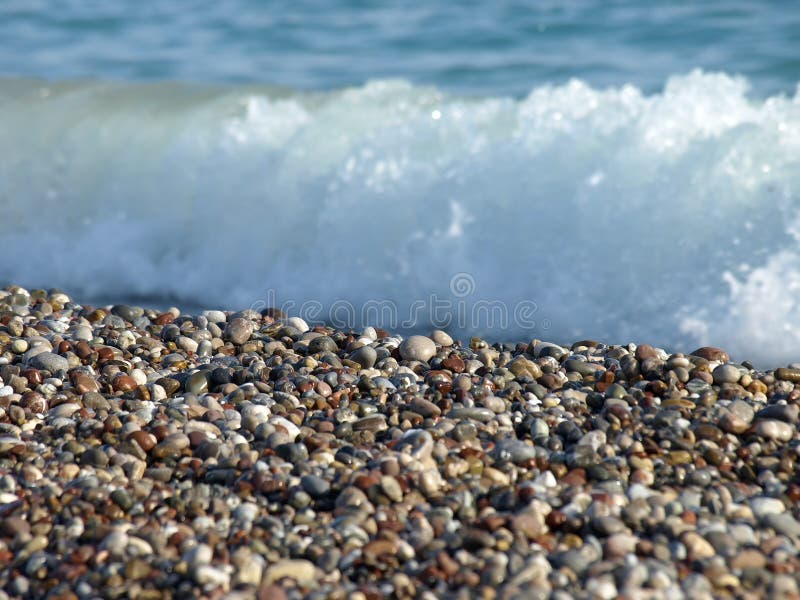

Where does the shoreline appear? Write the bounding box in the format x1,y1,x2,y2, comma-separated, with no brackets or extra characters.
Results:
0,285,798,599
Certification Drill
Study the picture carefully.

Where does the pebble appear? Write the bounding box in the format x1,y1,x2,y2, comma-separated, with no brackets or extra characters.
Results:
775,367,800,382
399,335,436,362
691,346,730,362
749,497,786,518
223,317,253,345
264,559,316,586
712,364,740,384
28,352,68,373
350,345,377,369
301,474,330,497
430,330,454,346
682,531,716,559
754,419,794,442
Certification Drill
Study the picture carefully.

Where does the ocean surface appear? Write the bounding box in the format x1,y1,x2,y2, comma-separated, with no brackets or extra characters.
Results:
1,1,800,365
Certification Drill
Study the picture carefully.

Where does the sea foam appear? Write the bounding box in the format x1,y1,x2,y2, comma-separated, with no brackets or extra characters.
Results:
1,71,799,365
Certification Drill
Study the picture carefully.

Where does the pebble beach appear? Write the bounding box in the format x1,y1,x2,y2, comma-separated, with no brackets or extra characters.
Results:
1,285,799,600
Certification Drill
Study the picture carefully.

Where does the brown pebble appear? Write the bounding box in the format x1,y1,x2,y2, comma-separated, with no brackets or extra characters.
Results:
127,431,157,452
775,367,800,383
21,368,43,387
72,373,99,394
690,346,730,363
635,343,658,361
113,375,137,392
154,313,175,325
441,355,465,373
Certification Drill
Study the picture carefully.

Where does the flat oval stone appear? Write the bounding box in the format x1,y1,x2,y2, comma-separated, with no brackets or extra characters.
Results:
749,497,785,518
635,344,658,361
564,359,597,377
353,414,387,432
775,367,800,382
264,559,316,586
28,352,68,373
49,403,81,418
111,305,144,322
73,373,99,394
693,424,723,443
691,347,730,363
127,430,157,452
755,403,799,423
447,407,495,423
754,419,793,442
0,436,25,454
408,398,441,418
152,433,190,458
492,438,537,464
380,475,403,502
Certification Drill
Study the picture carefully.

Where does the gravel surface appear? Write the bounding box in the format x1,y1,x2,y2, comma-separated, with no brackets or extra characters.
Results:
0,285,798,600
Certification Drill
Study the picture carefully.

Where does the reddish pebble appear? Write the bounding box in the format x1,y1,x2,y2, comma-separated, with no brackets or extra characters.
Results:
97,347,114,361
155,312,175,325
441,355,465,373
113,375,137,392
127,431,157,452
635,343,658,361
73,373,99,394
74,341,92,360
187,431,207,447
21,368,43,387
690,346,730,363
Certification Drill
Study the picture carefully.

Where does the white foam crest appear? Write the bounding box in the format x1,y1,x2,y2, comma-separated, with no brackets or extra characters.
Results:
2,71,800,365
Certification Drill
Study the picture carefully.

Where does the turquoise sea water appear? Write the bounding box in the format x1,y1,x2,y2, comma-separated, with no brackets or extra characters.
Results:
2,1,800,364
1,1,798,96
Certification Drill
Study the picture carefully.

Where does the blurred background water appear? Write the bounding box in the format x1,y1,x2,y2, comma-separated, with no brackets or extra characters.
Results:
0,1,798,96
1,1,800,364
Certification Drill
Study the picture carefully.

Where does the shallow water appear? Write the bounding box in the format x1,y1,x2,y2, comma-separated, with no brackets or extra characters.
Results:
1,2,799,365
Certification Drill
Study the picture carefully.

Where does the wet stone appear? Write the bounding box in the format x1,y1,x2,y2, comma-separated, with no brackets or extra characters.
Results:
408,398,441,418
